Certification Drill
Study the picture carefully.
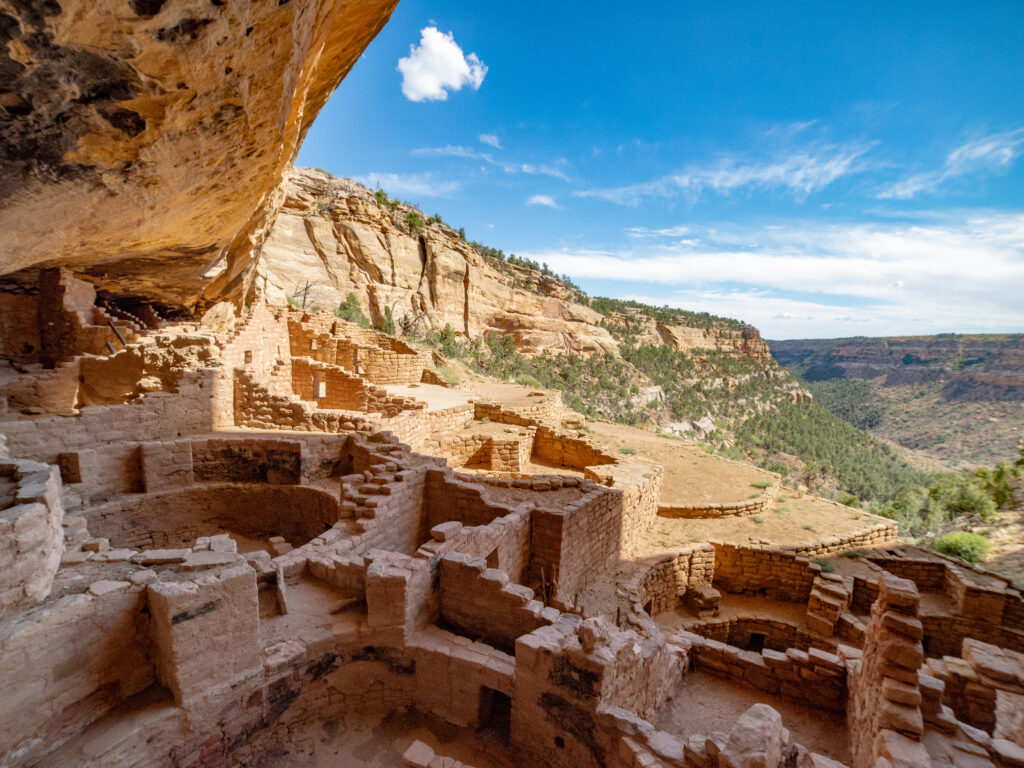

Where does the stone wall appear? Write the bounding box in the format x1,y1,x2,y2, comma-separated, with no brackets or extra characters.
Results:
438,553,558,653
658,482,778,519
683,617,835,655
680,630,848,712
287,310,433,385
781,519,899,557
617,545,716,617
512,617,688,768
84,484,339,550
0,458,64,618
710,543,820,602
1,369,224,506
530,484,623,604
0,580,155,766
848,574,929,768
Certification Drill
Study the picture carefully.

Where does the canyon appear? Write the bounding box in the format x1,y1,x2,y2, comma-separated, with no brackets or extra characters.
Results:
0,3,1022,768
772,337,1024,468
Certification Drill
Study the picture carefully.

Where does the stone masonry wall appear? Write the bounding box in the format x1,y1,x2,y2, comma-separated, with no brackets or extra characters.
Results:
0,580,155,766
1,369,223,507
0,459,64,618
680,629,848,712
438,553,558,652
710,543,820,602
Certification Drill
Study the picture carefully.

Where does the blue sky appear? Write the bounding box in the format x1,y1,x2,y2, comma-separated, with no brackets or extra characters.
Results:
297,0,1024,339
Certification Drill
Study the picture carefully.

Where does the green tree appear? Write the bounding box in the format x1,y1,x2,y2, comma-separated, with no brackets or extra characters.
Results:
381,306,396,335
334,293,370,328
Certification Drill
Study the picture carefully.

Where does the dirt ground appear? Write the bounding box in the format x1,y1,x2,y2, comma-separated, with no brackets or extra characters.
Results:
254,707,516,768
582,420,776,507
655,672,851,763
459,380,560,411
655,595,811,636
638,494,880,553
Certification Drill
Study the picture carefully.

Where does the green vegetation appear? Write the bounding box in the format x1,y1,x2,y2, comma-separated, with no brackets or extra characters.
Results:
589,297,745,331
799,378,883,430
381,306,396,336
334,293,370,328
836,490,861,508
619,447,637,455
737,399,931,501
752,480,773,489
515,374,544,388
405,210,425,233
752,515,765,524
933,532,991,563
873,475,998,537
813,558,835,573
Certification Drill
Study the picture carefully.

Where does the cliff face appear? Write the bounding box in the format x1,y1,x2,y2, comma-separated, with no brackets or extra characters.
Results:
772,336,1024,401
256,169,621,356
0,0,398,308
656,322,772,363
772,335,1024,468
256,169,778,362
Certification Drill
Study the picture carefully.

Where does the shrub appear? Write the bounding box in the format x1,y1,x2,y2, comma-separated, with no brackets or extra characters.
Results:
406,210,425,233
842,549,870,559
437,365,461,386
836,490,861,508
619,447,637,455
933,532,991,563
374,189,388,205
752,515,764,524
752,480,773,489
381,306,396,335
334,293,370,328
813,558,835,573
515,374,543,388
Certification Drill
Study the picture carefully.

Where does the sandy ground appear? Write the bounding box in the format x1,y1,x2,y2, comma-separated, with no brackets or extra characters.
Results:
655,595,811,637
655,672,851,762
385,383,473,412
251,707,518,768
583,421,776,507
638,495,879,553
459,381,561,411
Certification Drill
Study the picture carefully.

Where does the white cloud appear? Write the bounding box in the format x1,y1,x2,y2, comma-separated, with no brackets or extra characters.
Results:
515,211,1024,337
479,133,501,149
878,127,1024,199
410,145,569,181
356,172,461,199
410,144,480,159
526,194,561,209
626,225,693,239
397,27,487,102
576,142,874,206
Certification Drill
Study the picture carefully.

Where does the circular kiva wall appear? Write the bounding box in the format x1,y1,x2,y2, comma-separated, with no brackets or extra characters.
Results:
85,484,339,551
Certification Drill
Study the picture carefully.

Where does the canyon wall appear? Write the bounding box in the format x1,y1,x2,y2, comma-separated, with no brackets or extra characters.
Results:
256,169,775,361
772,335,1024,401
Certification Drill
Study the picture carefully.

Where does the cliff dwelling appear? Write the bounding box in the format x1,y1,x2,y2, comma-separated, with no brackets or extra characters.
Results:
1,3,1023,768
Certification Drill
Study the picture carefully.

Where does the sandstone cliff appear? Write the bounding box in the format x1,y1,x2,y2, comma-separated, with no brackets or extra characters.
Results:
0,0,398,307
256,169,620,355
771,335,1024,401
256,168,777,362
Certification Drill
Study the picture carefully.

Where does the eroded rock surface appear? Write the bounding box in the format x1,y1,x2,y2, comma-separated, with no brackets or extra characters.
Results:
0,0,399,307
